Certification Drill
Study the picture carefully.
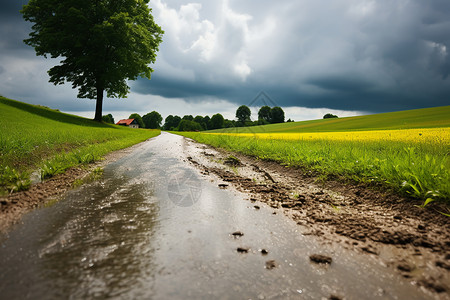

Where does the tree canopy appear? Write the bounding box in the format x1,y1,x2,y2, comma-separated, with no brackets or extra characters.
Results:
129,113,144,128
236,105,251,124
270,107,285,124
143,111,162,129
101,113,115,124
163,115,181,130
323,113,338,119
258,106,271,123
210,113,224,130
178,120,203,131
21,0,163,121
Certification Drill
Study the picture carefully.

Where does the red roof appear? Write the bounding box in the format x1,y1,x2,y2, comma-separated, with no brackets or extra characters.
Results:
116,119,136,126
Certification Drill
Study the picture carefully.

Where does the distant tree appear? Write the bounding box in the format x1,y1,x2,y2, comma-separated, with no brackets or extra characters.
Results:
178,120,203,131
182,115,194,121
201,115,210,130
129,113,144,128
102,113,114,124
323,113,338,119
223,119,235,128
209,113,224,130
258,106,271,123
236,105,251,124
270,107,285,124
21,0,163,121
193,116,206,130
163,115,181,130
286,118,294,123
143,111,162,129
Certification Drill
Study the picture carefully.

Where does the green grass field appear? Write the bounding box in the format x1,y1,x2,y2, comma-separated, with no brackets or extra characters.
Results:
212,105,450,133
0,97,160,194
177,106,450,205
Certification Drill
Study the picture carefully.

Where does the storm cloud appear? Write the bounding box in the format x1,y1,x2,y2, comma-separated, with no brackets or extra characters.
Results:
0,0,449,120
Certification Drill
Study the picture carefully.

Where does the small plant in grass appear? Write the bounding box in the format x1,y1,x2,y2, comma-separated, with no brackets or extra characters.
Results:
73,151,96,164
40,158,66,180
0,166,31,194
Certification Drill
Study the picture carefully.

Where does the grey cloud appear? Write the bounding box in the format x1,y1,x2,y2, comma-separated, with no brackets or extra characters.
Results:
1,0,449,115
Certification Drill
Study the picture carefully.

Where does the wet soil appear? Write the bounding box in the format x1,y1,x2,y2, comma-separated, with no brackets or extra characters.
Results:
182,137,450,298
0,142,144,233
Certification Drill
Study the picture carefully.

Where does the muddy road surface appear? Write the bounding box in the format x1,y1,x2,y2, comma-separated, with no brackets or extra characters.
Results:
0,132,444,299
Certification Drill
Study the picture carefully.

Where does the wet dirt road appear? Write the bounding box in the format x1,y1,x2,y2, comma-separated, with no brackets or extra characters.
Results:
0,132,433,299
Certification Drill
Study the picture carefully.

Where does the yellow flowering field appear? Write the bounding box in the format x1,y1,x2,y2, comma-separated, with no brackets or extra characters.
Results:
209,128,450,145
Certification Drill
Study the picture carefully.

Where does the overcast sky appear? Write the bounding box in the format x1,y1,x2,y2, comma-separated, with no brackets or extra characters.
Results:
0,0,449,122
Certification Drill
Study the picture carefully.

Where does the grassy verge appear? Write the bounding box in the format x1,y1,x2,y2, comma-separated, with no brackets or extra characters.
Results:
0,97,160,194
176,132,449,205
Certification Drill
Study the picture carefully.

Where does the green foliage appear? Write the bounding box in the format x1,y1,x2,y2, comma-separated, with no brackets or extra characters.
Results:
182,115,194,121
323,113,338,119
143,111,162,129
21,0,163,120
163,115,181,130
129,113,144,128
178,120,203,131
211,105,450,133
0,166,31,194
102,114,115,124
176,132,449,204
0,97,160,193
269,107,285,124
258,106,271,122
236,105,251,124
210,113,225,130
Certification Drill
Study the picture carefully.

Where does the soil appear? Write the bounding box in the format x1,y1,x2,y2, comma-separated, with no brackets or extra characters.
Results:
0,142,143,234
1,135,449,299
182,137,450,299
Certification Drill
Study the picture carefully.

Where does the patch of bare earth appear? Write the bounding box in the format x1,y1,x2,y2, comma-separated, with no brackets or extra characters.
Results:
0,142,142,234
182,137,450,299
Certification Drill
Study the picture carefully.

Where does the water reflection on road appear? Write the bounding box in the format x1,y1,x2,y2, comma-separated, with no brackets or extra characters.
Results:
0,133,431,299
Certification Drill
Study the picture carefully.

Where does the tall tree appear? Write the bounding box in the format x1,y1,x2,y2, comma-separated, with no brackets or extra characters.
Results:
209,113,224,130
163,115,181,130
21,0,163,121
102,113,115,124
236,105,251,124
258,106,271,123
129,113,144,128
202,116,210,130
143,111,162,129
270,107,285,124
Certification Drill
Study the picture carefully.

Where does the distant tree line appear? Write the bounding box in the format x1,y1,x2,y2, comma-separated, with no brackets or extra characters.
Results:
323,113,338,119
102,111,163,129
164,105,287,131
101,105,291,131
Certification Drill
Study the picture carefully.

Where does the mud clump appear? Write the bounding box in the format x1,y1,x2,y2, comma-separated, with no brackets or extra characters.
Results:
265,260,277,270
231,231,244,237
309,254,332,264
260,249,269,255
224,156,242,167
237,247,250,253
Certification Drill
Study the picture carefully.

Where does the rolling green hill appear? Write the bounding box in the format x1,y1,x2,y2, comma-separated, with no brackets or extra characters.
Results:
0,97,159,193
213,105,450,133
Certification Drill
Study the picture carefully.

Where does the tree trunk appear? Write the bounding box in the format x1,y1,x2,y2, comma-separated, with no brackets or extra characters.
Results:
94,86,104,122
